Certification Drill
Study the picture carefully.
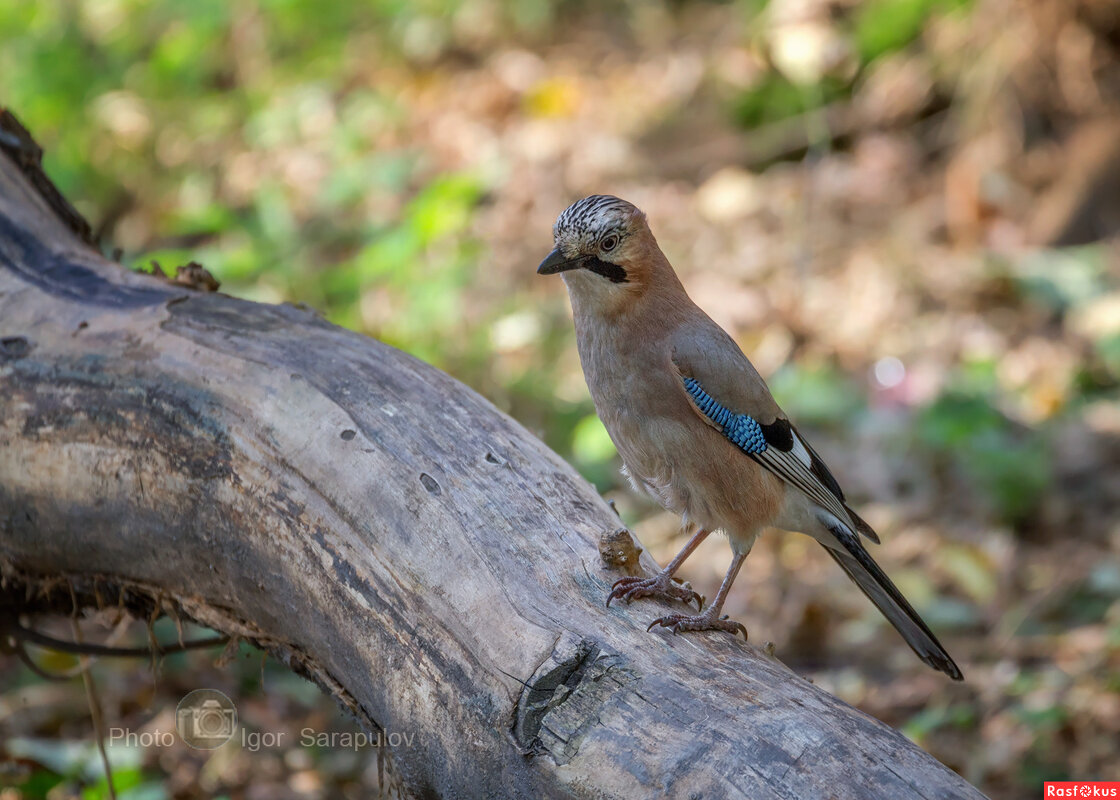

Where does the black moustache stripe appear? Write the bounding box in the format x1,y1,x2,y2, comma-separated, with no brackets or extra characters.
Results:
584,256,628,283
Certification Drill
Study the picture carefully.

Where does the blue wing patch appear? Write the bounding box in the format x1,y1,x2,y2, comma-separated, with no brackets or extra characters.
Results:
682,376,768,454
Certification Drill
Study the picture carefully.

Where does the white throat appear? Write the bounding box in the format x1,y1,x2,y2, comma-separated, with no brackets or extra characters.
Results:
562,269,627,319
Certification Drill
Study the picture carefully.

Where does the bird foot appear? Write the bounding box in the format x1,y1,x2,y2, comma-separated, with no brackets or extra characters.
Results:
646,609,748,640
607,572,703,611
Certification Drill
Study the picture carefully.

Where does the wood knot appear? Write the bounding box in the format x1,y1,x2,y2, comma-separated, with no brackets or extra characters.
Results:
513,634,635,763
150,260,220,292
598,527,643,576
0,336,31,362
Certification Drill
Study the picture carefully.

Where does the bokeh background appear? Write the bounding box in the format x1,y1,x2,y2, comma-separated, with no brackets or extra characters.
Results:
2,0,1119,797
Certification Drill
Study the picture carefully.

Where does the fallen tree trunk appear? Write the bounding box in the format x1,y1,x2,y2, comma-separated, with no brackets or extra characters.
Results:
0,112,986,800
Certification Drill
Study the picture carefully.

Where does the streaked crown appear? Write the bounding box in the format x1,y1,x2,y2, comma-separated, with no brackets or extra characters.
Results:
553,195,642,257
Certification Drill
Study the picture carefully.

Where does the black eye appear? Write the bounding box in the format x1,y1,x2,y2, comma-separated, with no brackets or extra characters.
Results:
600,234,619,252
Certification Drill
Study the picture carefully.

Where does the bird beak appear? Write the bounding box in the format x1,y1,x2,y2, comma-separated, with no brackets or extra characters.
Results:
537,248,584,275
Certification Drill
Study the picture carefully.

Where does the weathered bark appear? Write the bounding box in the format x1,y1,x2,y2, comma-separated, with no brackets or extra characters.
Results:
0,113,986,800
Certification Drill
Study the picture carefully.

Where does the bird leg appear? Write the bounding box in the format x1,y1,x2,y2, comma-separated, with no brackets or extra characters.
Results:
607,528,710,611
646,552,749,639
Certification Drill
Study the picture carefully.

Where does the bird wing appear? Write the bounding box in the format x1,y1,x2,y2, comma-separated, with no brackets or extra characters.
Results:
670,326,877,541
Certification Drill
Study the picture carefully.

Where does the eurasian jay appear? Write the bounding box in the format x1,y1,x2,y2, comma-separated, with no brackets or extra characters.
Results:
538,194,962,680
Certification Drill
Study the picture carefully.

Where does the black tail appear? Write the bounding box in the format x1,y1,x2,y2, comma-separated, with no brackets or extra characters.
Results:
823,524,963,680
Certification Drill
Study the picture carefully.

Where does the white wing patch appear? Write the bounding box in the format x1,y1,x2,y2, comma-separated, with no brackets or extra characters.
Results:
753,445,853,531
789,430,812,468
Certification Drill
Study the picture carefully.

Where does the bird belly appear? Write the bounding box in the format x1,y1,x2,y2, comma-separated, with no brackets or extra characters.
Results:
577,330,783,549
612,416,785,552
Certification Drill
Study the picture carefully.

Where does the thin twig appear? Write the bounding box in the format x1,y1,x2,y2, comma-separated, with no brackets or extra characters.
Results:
15,622,228,657
72,619,117,800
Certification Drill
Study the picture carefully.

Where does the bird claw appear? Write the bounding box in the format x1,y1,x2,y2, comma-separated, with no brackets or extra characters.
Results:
606,573,703,611
646,611,749,640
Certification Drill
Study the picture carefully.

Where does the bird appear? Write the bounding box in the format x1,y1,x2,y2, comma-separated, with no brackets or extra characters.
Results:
537,194,963,680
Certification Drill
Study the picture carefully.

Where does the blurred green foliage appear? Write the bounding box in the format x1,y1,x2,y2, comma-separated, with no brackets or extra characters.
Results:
768,363,865,426
903,702,976,745
852,0,970,63
916,361,1051,525
570,413,620,489
328,173,485,361
0,0,558,392
734,0,975,128
6,735,152,798
1011,246,1109,313
733,74,849,129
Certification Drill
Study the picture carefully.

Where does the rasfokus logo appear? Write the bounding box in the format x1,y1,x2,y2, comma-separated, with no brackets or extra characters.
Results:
1044,783,1120,798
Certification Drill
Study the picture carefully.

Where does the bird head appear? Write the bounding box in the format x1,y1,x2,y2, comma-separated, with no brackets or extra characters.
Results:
537,195,658,313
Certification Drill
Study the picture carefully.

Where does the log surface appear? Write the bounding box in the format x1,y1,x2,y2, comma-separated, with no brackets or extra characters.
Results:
0,125,986,799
